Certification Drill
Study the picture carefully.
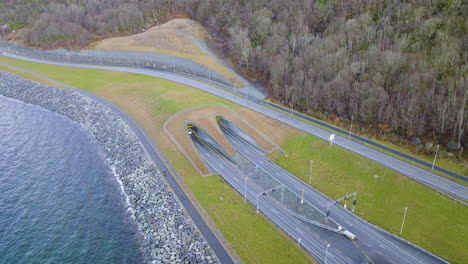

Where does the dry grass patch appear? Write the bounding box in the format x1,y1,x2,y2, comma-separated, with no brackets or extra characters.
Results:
92,18,242,86
236,107,302,146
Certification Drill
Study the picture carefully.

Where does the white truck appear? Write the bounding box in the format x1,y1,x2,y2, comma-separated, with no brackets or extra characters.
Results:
338,226,357,240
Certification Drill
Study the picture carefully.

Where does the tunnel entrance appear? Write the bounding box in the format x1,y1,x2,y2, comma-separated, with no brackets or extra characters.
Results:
216,116,265,153
187,122,236,166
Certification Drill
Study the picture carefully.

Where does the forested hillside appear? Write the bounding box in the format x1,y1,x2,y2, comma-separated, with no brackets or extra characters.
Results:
1,0,466,149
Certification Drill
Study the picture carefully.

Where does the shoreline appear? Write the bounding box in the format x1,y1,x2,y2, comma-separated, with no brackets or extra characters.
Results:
0,71,217,264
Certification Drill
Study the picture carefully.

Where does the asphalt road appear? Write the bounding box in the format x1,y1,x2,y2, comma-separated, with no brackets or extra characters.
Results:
216,122,447,264
192,135,352,263
1,51,466,202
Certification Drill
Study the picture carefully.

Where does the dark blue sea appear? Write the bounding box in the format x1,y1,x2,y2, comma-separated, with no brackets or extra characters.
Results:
0,95,143,264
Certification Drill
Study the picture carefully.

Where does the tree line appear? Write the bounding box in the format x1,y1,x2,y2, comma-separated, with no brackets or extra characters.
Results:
1,0,466,148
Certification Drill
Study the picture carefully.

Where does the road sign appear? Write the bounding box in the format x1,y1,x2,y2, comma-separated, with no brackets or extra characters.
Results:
255,164,260,168
329,134,335,146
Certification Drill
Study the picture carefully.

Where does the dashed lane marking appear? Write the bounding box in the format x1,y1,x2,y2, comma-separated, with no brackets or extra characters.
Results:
351,239,360,248
314,233,320,238
361,250,376,264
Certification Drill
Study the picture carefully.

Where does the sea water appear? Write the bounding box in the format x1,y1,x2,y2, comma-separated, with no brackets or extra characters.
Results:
0,95,143,263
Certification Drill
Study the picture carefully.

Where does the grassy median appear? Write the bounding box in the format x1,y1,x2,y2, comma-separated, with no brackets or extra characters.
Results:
0,56,466,263
269,134,467,263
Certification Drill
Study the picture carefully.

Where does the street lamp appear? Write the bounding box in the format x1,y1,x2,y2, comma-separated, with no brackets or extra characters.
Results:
348,115,354,139
325,243,331,264
309,160,313,184
281,184,285,204
300,187,304,204
291,96,294,115
172,56,175,72
245,80,248,98
400,206,408,235
256,193,261,213
244,177,248,205
432,145,440,170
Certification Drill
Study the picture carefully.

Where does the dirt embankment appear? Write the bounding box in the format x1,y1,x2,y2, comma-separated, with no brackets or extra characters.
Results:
91,19,242,86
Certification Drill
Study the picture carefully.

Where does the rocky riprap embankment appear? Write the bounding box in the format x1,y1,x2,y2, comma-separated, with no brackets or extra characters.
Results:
0,72,217,264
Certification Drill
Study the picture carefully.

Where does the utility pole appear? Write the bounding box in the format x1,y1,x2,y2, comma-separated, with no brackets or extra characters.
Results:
348,115,354,139
244,177,247,204
309,160,313,184
400,206,408,235
432,145,440,170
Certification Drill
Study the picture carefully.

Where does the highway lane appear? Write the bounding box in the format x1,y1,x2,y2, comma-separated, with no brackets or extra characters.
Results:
220,123,447,264
192,135,354,264
1,51,466,202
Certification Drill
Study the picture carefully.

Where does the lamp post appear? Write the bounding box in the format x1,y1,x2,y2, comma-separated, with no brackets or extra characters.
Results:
348,115,354,139
291,96,294,115
256,193,261,213
244,177,247,205
300,187,304,204
325,244,331,264
172,56,175,72
432,145,440,170
281,184,284,204
400,206,408,235
309,160,313,184
245,80,248,99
